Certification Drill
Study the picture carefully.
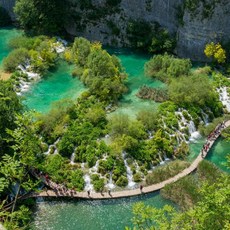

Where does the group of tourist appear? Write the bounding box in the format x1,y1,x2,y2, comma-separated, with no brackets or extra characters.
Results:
201,121,226,158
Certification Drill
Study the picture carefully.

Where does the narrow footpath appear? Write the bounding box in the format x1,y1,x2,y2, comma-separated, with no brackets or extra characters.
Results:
30,120,230,200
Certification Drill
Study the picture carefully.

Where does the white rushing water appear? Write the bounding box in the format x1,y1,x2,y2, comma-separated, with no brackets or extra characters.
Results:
122,152,136,188
44,138,60,155
105,172,116,190
83,174,94,191
70,147,77,165
90,160,100,173
175,110,201,143
217,87,230,112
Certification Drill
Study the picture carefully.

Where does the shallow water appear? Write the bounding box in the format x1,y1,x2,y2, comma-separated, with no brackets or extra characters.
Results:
32,192,174,230
0,27,22,67
24,48,163,116
111,49,164,118
23,61,85,113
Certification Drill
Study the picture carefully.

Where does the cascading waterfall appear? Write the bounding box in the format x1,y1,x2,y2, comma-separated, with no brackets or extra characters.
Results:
158,153,165,165
70,147,77,165
106,172,116,189
148,131,153,139
83,174,94,191
122,152,136,188
44,138,60,155
90,160,100,173
217,87,230,112
175,110,201,142
201,110,209,125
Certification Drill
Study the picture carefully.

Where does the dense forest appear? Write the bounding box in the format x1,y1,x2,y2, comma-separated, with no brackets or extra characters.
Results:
0,0,230,229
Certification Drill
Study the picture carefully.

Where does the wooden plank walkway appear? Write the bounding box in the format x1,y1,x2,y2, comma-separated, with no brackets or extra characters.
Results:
30,120,230,200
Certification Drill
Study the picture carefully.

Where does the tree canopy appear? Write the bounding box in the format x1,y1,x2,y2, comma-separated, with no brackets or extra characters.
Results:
14,0,70,35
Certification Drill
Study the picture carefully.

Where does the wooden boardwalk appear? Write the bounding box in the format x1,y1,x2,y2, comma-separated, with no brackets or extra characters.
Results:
30,120,230,200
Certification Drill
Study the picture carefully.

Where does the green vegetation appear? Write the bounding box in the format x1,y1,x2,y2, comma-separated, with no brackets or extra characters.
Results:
1,23,230,229
161,160,223,210
145,160,190,185
14,0,69,35
145,54,191,82
204,42,227,64
127,20,176,53
70,38,127,103
178,0,221,24
3,48,29,72
0,81,22,155
136,85,168,102
127,160,230,230
3,35,58,73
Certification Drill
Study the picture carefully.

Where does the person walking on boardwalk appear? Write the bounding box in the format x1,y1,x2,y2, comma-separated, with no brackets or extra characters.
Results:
140,185,143,193
108,189,111,196
87,190,90,197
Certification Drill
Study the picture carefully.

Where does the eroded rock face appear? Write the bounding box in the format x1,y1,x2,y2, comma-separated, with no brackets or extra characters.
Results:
66,0,230,60
1,0,230,61
0,0,15,19
177,0,230,61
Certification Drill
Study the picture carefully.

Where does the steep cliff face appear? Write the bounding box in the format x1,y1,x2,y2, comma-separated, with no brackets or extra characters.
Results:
177,0,230,61
1,0,230,61
0,0,15,19
66,0,183,47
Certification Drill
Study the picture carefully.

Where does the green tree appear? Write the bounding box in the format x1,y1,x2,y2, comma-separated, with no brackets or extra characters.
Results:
168,74,219,108
3,48,29,72
0,81,22,156
145,54,191,82
14,0,70,34
204,42,226,63
127,174,230,230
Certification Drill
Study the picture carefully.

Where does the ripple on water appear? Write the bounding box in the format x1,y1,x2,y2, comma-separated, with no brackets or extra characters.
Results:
32,192,174,230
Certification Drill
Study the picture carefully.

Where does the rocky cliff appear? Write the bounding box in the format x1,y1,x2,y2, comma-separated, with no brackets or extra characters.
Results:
1,0,230,61
0,0,15,19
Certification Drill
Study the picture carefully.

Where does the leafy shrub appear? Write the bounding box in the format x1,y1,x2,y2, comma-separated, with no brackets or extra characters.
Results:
3,48,29,72
145,160,190,185
116,175,128,187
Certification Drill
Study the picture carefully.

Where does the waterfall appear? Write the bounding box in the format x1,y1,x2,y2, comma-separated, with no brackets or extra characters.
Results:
122,152,136,188
148,131,153,139
188,120,196,134
81,163,85,170
158,153,165,165
163,153,170,161
217,87,230,112
106,172,116,189
201,110,209,125
175,110,201,143
70,147,77,165
44,138,60,155
83,174,94,191
90,160,99,173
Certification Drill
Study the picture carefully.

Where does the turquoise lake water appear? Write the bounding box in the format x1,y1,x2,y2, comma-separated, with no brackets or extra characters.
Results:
0,27,22,67
0,28,229,230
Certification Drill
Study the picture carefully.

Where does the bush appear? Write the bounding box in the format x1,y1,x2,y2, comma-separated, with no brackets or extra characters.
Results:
3,48,30,72
133,172,142,182
145,160,190,185
68,169,84,191
145,54,191,82
116,175,128,187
